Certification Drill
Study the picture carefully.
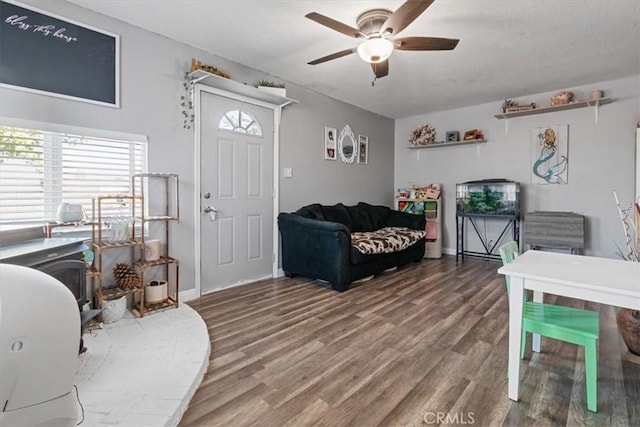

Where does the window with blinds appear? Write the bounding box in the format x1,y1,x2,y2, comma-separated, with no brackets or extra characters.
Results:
0,125,147,229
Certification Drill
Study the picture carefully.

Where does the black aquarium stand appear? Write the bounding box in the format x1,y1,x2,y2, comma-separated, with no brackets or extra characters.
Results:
456,214,519,262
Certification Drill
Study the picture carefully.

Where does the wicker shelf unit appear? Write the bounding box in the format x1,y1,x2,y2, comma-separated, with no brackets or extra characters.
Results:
131,173,180,315
90,195,145,317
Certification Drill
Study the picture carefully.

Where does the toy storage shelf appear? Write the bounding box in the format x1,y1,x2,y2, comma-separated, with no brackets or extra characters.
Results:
494,97,612,119
407,139,486,149
396,198,442,258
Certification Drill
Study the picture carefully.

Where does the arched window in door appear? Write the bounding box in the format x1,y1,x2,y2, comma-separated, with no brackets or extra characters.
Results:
218,109,262,136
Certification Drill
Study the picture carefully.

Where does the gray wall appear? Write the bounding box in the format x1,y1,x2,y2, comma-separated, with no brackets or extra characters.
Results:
0,0,395,292
395,75,640,258
279,90,394,212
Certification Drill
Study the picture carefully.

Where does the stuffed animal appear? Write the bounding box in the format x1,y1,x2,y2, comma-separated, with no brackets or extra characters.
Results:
416,188,430,200
424,183,441,199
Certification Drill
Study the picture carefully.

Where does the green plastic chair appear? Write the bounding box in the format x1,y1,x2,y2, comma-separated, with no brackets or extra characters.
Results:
499,241,600,412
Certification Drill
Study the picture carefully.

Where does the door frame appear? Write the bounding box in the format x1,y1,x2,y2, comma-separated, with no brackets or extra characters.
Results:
193,84,282,297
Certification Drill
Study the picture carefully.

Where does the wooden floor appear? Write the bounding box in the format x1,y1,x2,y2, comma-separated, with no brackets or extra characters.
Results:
181,256,639,426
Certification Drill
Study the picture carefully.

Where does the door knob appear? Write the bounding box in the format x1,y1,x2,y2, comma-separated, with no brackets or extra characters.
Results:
203,206,217,221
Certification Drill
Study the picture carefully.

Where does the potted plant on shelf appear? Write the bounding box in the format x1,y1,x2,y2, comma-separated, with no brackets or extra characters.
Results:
255,79,286,98
145,280,168,305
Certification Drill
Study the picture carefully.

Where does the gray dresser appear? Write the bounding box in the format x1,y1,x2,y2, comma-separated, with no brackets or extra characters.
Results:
523,211,585,253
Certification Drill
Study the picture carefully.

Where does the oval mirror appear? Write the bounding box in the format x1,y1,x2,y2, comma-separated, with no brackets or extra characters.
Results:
338,125,356,164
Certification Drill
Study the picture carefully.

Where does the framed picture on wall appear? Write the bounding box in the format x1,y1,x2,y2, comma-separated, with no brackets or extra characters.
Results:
0,0,120,107
463,129,478,141
446,131,459,142
324,126,336,160
357,135,368,164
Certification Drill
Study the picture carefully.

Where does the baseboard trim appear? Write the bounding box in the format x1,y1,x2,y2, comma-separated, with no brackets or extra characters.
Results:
179,288,198,302
442,247,456,256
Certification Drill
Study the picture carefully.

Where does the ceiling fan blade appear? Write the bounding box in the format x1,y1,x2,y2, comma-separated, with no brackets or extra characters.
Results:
371,60,389,78
308,48,356,65
305,12,364,39
382,0,435,36
395,36,459,51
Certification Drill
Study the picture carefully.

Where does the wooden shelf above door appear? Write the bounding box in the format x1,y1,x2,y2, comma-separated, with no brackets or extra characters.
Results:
188,70,299,108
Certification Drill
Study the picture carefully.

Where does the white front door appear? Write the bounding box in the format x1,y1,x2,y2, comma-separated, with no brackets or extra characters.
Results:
199,91,274,293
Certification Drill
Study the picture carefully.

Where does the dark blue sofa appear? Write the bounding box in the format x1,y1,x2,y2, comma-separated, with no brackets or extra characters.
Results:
278,202,426,291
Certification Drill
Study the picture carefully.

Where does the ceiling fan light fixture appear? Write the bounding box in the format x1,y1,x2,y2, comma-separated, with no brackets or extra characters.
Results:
357,37,393,63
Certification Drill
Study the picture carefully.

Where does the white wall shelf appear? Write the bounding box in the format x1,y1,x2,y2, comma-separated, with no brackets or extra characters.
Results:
407,138,486,149
494,97,613,119
188,69,298,108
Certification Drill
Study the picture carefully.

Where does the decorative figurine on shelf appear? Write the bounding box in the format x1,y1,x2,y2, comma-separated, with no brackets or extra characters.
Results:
416,188,429,200
82,250,94,269
112,263,142,289
425,183,441,199
550,91,573,106
408,124,436,146
501,99,536,113
397,188,409,199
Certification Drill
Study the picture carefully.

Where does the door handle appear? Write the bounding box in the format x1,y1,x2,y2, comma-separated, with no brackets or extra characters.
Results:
203,206,218,221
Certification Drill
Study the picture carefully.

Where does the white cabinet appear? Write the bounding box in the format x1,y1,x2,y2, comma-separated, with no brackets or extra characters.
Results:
396,198,442,259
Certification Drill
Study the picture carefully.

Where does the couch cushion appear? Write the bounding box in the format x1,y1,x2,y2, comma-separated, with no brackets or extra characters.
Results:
295,203,325,220
321,203,352,229
357,202,390,230
351,227,426,255
346,206,373,232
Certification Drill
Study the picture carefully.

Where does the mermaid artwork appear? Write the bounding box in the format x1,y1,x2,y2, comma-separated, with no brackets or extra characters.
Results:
533,127,567,184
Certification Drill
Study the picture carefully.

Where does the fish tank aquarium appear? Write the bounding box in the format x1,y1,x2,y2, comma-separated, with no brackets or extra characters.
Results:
456,179,520,217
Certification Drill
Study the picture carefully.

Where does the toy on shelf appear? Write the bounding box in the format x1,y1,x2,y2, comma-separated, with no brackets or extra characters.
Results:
551,91,573,106
396,188,409,199
414,183,441,200
397,200,425,214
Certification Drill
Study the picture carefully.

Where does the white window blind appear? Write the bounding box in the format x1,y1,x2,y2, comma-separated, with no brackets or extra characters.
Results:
0,125,147,228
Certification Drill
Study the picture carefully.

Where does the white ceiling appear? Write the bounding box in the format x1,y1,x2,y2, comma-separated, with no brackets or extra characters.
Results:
67,0,640,119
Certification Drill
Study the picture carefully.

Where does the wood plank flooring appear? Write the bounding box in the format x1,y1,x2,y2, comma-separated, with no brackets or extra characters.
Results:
181,256,639,426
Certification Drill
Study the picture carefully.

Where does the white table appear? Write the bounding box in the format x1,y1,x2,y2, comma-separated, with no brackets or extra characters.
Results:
497,250,640,402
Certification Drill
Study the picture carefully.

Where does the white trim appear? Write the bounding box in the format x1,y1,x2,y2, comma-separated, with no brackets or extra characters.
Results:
0,116,147,143
200,273,273,296
193,84,281,298
179,287,198,303
273,107,281,277
442,247,457,256
636,128,639,204
193,86,202,299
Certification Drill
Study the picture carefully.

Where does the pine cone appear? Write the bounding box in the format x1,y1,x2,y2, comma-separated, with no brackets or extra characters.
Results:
113,263,141,289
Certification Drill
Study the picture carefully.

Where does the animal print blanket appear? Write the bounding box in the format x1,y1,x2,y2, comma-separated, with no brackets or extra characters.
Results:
351,227,426,255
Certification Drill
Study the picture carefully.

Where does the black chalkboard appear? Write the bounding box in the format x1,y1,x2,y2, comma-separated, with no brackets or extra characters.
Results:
0,0,119,107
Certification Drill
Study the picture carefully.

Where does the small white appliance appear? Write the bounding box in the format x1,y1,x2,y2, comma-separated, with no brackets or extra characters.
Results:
56,203,84,223
0,264,80,426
